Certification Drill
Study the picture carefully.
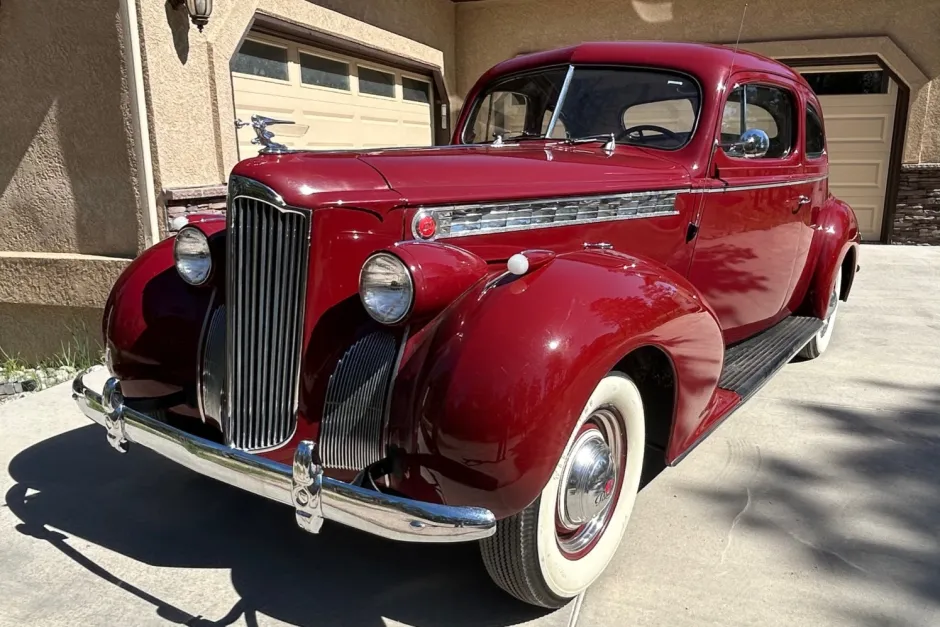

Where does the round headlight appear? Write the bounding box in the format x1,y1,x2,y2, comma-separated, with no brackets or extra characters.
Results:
359,253,414,324
174,226,212,285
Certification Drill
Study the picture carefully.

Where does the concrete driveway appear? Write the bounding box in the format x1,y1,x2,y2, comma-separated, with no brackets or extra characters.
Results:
1,244,939,627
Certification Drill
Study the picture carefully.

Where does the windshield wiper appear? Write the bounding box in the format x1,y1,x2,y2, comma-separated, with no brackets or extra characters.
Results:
492,131,546,144
563,133,617,148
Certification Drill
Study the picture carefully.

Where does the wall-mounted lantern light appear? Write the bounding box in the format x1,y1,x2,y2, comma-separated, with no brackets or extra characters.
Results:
170,0,212,32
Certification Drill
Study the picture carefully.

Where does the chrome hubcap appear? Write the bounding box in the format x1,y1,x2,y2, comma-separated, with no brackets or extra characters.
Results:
556,408,624,555
820,275,840,335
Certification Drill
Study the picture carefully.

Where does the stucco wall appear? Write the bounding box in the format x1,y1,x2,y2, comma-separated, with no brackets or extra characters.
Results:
0,0,143,360
139,0,456,192
0,253,128,362
0,0,142,256
455,0,940,164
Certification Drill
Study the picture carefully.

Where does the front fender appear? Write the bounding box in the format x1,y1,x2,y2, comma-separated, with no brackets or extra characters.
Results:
105,223,223,398
388,250,724,519
803,196,860,318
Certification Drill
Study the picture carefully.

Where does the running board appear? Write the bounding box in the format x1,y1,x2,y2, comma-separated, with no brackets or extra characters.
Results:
718,315,824,401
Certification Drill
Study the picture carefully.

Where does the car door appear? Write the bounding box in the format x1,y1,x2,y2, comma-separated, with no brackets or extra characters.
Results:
783,96,828,312
688,76,804,344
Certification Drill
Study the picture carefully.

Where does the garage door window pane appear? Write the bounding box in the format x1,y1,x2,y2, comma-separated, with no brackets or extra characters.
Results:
803,71,887,96
232,40,288,81
300,53,349,90
806,104,826,158
359,67,395,98
403,77,430,103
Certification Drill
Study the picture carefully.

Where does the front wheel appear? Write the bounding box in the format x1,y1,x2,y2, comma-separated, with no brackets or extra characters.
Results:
480,372,645,608
799,266,843,360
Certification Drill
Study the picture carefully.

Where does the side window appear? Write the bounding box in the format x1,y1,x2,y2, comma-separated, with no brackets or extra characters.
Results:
468,92,530,142
720,84,795,159
806,104,826,158
463,67,568,144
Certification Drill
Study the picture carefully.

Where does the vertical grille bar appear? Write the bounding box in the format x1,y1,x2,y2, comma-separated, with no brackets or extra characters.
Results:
321,331,399,470
226,195,311,451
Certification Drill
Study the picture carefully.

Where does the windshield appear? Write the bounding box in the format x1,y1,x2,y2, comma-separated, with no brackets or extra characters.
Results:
462,66,701,150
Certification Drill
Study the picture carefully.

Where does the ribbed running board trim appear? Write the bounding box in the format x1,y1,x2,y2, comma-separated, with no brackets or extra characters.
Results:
718,316,823,401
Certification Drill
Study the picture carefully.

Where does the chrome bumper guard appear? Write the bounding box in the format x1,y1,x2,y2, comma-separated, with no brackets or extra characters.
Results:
72,369,496,542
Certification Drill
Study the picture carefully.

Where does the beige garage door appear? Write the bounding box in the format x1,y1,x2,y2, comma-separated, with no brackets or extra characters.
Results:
231,34,434,157
797,65,898,241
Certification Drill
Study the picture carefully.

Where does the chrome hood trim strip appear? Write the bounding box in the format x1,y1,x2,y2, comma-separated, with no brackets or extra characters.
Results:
414,189,684,240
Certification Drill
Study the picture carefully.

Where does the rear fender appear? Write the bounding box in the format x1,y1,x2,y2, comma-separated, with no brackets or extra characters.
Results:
803,196,861,318
387,250,724,519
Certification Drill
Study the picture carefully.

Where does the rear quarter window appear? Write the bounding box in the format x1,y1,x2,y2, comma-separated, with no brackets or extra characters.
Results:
806,104,826,158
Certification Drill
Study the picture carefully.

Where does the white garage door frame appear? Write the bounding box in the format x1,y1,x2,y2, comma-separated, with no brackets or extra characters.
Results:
232,33,437,155
228,16,452,152
777,55,910,243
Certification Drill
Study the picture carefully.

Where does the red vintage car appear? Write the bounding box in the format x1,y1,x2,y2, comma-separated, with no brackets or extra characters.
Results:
74,42,859,607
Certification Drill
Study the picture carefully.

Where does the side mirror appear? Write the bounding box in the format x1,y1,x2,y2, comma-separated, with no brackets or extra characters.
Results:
738,128,770,159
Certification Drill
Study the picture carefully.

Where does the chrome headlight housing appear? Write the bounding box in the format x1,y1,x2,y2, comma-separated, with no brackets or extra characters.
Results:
359,253,414,324
174,226,212,286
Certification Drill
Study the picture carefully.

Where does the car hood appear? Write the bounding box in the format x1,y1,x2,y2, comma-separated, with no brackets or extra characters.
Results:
357,144,691,206
230,144,691,210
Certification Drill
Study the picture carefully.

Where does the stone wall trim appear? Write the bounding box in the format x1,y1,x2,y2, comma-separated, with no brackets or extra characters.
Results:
891,164,940,245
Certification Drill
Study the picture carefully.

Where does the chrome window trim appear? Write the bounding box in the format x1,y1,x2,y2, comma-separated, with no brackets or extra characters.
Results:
545,65,575,138
688,174,828,194
412,189,684,240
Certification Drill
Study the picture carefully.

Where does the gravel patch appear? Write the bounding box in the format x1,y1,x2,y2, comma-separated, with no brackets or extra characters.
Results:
0,366,80,404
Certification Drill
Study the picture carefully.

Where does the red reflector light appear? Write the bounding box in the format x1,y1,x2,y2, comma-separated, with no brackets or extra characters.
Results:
416,214,437,239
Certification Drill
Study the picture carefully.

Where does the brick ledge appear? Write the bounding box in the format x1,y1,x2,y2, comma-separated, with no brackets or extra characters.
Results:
162,184,227,202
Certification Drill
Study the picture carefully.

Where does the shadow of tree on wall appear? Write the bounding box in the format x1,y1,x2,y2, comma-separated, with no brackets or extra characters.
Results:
0,0,139,257
684,380,940,626
4,425,552,626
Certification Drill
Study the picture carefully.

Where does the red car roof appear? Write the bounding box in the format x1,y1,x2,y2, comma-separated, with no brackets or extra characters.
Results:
477,41,804,89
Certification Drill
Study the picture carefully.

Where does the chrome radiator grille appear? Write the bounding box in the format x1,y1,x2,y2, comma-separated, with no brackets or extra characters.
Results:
226,195,311,450
321,331,398,470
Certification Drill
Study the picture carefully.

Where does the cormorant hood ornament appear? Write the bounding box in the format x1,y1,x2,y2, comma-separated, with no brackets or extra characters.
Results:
235,115,294,154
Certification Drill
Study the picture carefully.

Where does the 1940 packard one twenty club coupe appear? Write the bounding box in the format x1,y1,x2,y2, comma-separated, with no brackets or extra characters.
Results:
73,42,859,607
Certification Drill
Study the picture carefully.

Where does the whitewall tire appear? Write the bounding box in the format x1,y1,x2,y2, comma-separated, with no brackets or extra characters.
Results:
480,372,646,607
800,266,842,360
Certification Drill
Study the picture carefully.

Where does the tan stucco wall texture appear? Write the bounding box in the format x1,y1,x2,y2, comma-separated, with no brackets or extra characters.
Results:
0,0,143,361
456,0,940,164
4,0,939,362
140,0,455,191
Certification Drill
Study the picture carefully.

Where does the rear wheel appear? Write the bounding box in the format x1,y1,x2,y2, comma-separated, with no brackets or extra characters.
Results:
480,372,645,607
799,266,842,359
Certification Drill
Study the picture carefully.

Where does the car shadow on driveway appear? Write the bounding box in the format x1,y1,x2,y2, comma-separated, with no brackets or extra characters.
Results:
4,425,552,627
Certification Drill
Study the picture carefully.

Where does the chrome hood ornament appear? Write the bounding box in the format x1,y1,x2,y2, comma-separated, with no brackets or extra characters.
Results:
235,114,294,154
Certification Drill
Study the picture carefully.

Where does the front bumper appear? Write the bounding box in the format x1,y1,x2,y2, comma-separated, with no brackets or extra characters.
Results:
72,368,496,542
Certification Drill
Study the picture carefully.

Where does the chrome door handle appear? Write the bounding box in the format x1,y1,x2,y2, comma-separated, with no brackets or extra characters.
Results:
793,195,811,214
